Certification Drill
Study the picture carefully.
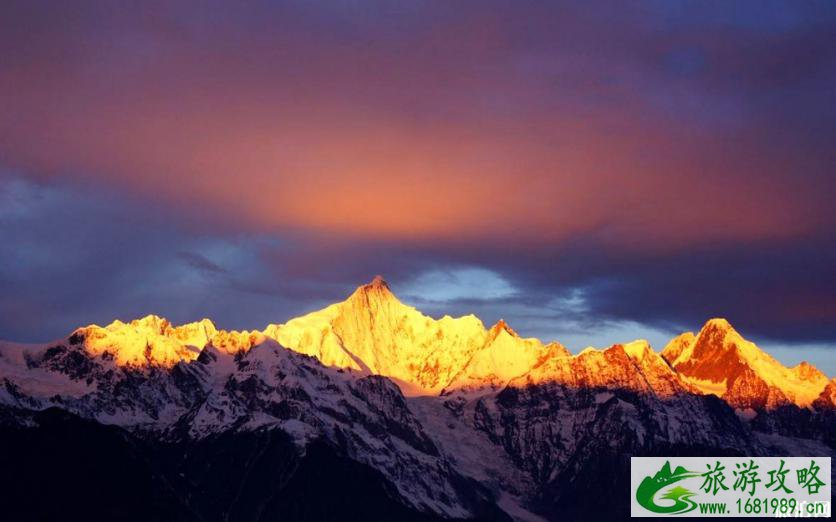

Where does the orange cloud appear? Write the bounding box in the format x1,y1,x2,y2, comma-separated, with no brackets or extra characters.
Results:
0,1,827,251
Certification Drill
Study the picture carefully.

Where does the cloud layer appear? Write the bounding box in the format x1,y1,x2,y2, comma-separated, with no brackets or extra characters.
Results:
0,1,834,371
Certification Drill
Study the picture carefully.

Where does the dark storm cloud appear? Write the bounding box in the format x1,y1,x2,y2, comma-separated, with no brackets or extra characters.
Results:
458,237,836,344
177,251,228,275
0,173,320,339
0,1,834,358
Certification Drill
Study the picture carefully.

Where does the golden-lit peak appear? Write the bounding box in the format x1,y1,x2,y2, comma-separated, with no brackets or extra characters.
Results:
37,280,830,405
692,318,745,354
701,317,737,335
620,339,653,360
346,274,401,307
487,319,518,341
101,315,218,336
665,316,831,409
793,360,826,381
359,274,392,294
72,315,228,368
131,314,169,328
544,341,570,354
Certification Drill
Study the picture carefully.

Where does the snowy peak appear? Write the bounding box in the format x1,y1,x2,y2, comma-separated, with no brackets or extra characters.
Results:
75,315,219,367
507,340,685,399
792,360,827,382
703,317,736,333
544,341,572,359
2,283,831,412
71,315,264,368
663,318,744,365
661,318,830,409
267,278,490,395
442,321,560,394
487,319,516,340
345,275,400,310
621,339,653,361
369,274,391,291
338,276,420,329
659,332,695,367
3,291,834,521
662,318,764,374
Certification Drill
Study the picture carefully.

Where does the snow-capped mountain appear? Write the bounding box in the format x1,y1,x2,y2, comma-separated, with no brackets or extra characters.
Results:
264,276,493,395
661,318,832,410
0,278,832,521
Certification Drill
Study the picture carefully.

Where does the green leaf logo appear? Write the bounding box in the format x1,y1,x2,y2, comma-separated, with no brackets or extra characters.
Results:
636,461,700,514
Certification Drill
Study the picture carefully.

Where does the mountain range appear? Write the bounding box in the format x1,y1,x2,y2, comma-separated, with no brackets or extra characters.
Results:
0,277,833,521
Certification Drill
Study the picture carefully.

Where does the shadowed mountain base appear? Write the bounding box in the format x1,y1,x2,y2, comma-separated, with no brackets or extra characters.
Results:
0,408,509,522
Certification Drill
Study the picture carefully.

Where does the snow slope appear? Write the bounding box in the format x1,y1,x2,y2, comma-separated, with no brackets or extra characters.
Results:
0,279,833,521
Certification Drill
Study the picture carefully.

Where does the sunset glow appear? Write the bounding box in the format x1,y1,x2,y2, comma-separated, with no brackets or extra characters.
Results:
1,5,835,521
1,1,835,370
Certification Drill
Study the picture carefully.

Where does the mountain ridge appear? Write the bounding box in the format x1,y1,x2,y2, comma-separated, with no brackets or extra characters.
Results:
0,277,833,521
7,277,831,410
661,317,831,410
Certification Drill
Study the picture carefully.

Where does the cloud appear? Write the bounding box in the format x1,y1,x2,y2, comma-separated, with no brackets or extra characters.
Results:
1,1,833,245
0,173,301,340
400,267,517,303
0,1,833,367
177,251,228,275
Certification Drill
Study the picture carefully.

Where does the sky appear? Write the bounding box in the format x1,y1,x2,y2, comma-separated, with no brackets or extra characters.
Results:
1,1,835,374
